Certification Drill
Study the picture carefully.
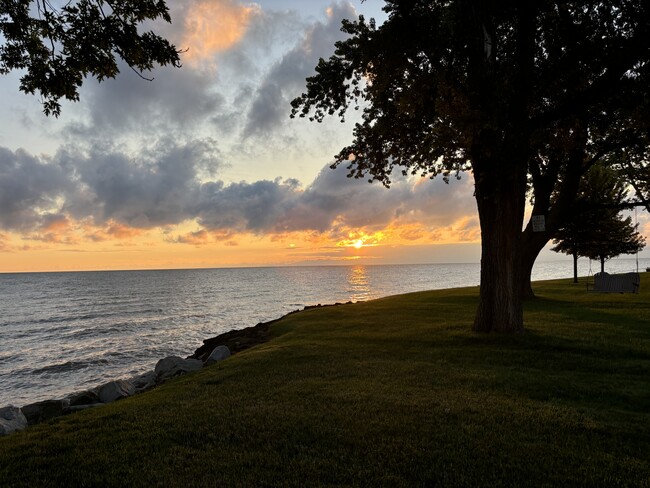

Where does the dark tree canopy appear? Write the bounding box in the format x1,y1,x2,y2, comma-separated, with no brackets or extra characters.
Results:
292,1,650,333
618,151,650,214
0,0,181,116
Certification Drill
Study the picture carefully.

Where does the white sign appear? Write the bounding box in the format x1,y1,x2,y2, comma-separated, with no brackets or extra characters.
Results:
532,215,546,233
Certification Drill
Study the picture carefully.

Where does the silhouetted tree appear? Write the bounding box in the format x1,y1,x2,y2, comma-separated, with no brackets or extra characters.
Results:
292,1,650,333
0,1,181,116
552,165,645,281
585,215,645,273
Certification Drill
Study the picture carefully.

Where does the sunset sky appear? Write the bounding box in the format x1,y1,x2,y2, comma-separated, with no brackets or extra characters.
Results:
0,0,648,273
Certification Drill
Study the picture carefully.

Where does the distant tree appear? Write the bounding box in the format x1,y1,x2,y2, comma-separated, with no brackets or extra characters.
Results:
0,1,182,116
551,165,645,281
292,1,650,333
550,204,594,284
584,214,645,274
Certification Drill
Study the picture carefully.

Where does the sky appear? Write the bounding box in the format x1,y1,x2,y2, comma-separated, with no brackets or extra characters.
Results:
0,0,648,273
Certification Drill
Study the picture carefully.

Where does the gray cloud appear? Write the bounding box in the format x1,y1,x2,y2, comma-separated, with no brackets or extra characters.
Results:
243,2,357,138
193,164,476,237
196,178,301,231
0,148,72,231
52,0,361,180
0,141,476,240
66,63,224,142
61,138,222,228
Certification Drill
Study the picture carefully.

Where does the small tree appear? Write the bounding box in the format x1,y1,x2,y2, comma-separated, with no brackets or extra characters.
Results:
582,215,645,274
552,165,646,277
550,201,594,284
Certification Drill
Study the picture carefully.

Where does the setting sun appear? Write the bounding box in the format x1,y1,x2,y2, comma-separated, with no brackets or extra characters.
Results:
353,239,364,249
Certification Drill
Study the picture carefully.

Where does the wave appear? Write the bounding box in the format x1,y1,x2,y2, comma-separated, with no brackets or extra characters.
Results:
6,308,164,328
30,358,109,375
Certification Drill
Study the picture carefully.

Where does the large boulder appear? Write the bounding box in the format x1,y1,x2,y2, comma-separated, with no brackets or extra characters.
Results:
97,380,135,403
205,345,231,366
0,406,28,436
155,356,202,383
190,322,271,362
21,399,68,425
68,390,101,407
68,404,104,413
128,371,156,393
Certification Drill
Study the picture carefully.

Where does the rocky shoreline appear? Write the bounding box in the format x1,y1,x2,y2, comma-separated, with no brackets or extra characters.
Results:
0,301,352,436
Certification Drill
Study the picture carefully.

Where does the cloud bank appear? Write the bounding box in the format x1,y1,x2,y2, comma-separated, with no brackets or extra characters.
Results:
0,142,478,246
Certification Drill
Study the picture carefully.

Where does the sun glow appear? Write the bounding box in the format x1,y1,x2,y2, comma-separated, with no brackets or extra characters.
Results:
337,231,387,250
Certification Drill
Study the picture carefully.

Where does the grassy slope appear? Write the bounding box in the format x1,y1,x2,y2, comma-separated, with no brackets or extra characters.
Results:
1,276,649,487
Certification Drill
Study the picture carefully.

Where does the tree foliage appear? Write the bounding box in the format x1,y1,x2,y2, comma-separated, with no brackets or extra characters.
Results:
0,0,181,116
617,151,650,214
292,1,650,332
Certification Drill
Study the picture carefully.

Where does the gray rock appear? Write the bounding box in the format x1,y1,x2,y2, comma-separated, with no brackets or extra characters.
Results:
0,406,28,436
68,404,105,413
128,371,156,393
68,390,101,407
155,356,202,383
97,380,135,403
205,345,231,366
21,399,68,425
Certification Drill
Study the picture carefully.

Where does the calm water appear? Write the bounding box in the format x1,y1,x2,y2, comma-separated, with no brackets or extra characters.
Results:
1,259,647,406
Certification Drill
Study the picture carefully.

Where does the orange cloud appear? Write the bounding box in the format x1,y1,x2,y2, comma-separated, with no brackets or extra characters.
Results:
106,222,144,239
26,216,80,245
85,221,144,242
26,218,149,246
398,225,426,241
164,227,243,246
0,233,11,252
429,216,481,243
182,0,259,65
41,216,73,233
174,229,212,246
25,232,80,245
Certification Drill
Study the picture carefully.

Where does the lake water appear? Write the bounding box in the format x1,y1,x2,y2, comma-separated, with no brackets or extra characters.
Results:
1,258,647,406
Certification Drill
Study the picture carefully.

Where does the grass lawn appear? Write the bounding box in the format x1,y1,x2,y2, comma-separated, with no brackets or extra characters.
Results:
1,275,649,487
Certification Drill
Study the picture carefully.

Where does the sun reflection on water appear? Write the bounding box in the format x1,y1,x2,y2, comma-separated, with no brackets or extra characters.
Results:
347,265,372,302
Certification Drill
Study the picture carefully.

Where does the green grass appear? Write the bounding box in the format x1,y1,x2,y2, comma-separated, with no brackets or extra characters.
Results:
1,276,649,487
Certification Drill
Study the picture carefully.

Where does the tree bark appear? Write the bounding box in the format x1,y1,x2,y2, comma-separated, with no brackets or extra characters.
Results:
518,253,536,299
473,168,527,333
517,121,587,298
572,250,578,283
467,2,532,333
518,229,550,299
600,257,605,273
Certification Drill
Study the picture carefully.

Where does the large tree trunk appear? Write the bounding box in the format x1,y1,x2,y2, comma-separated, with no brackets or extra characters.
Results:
518,231,548,299
517,122,587,298
518,246,537,299
466,2,533,332
473,169,527,333
572,250,579,283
